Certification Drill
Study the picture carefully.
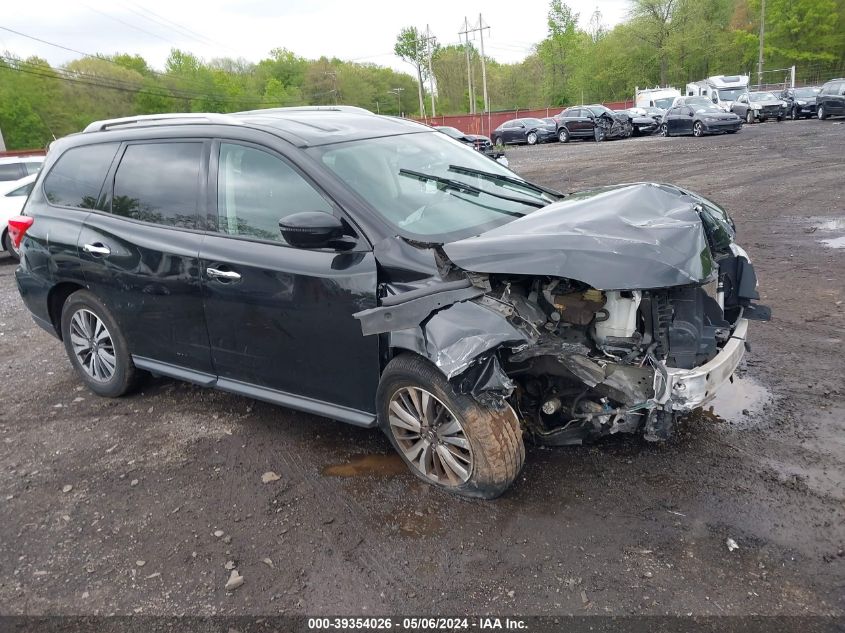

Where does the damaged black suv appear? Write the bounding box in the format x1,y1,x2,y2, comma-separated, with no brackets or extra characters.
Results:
11,107,770,499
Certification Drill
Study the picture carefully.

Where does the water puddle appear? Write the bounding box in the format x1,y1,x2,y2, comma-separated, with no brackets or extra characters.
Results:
812,217,845,249
393,511,444,538
694,374,772,427
820,236,845,249
321,453,407,478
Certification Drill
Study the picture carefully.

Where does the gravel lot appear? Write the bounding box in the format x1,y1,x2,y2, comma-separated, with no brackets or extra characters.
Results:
0,119,843,618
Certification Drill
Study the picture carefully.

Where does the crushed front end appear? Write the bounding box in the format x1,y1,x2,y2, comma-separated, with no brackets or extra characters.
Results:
356,183,770,445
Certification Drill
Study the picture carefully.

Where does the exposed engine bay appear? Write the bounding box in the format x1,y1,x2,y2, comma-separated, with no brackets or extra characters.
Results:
355,183,771,445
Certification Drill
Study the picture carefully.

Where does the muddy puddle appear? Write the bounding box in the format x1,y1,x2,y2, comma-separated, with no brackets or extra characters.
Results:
691,374,772,427
812,217,845,248
321,453,407,478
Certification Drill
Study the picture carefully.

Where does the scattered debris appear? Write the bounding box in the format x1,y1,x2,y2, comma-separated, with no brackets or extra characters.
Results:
62,485,73,494
262,558,274,568
145,572,161,579
224,560,236,570
225,569,244,591
214,530,225,538
726,538,739,552
507,590,515,598
580,589,589,605
261,471,281,484
130,479,139,487
135,560,146,567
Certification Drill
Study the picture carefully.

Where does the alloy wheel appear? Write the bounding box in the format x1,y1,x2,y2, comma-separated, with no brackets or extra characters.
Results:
660,124,668,137
693,122,703,137
746,111,754,124
387,386,473,486
69,308,116,382
818,107,825,120
527,132,537,145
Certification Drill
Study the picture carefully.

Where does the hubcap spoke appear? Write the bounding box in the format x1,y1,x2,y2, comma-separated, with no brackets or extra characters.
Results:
388,386,472,486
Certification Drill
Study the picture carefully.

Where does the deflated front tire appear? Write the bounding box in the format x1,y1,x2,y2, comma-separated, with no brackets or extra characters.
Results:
377,354,524,499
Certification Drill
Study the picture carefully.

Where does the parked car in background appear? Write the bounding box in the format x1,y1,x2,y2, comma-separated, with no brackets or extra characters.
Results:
685,75,750,112
491,118,557,146
660,103,742,137
435,126,504,161
816,78,845,120
623,108,660,135
11,108,769,499
731,92,787,123
780,86,821,119
635,86,681,110
1,174,36,258
0,155,44,182
554,105,632,142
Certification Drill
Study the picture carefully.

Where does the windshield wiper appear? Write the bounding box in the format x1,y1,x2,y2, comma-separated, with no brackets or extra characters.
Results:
398,168,546,209
447,164,564,200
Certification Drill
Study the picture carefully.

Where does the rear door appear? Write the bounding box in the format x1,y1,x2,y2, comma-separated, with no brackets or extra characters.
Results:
833,82,845,115
199,139,380,414
678,106,695,134
78,139,214,375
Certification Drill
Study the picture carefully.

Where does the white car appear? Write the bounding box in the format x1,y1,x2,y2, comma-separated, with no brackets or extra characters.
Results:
1,174,37,259
0,155,43,183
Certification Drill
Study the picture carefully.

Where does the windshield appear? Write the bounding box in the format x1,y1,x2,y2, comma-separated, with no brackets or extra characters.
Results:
695,104,725,114
750,92,777,102
436,127,463,138
794,87,819,97
717,87,746,102
308,132,552,242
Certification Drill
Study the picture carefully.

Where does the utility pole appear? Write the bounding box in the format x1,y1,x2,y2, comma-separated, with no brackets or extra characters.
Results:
757,0,765,89
412,35,425,117
390,88,404,116
423,25,437,117
324,71,338,104
477,14,489,114
460,17,475,114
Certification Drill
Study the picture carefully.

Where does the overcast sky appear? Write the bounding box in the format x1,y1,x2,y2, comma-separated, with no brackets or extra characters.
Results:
2,0,630,75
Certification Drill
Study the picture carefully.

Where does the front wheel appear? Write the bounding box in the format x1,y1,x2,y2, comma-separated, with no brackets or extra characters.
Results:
660,123,669,137
60,290,140,398
558,127,570,143
791,107,799,120
526,131,538,145
818,106,827,120
594,127,606,142
492,135,503,148
693,121,703,137
746,110,754,124
377,354,524,499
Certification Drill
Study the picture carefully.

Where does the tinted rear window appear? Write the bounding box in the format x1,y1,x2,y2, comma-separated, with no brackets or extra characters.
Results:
44,143,118,208
112,142,203,228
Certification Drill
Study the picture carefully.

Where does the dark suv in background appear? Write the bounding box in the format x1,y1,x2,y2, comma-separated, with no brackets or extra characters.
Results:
817,78,845,119
10,107,768,499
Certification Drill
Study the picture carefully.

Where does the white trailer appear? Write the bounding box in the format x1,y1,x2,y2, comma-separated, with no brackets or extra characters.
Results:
685,75,749,111
634,86,681,109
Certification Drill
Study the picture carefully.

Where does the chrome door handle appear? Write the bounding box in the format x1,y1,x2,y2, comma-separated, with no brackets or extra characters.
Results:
83,243,111,256
206,267,241,281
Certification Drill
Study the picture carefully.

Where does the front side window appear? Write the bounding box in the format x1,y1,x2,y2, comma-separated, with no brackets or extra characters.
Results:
43,143,119,208
310,131,554,242
112,142,202,228
217,143,333,244
0,163,22,181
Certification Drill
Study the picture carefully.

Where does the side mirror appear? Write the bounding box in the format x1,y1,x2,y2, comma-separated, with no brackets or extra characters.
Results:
279,211,346,249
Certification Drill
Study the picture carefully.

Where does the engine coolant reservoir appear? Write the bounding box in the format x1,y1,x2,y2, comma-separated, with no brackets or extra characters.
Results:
594,291,642,342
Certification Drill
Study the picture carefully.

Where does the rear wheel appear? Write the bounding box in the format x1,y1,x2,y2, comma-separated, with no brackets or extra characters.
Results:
558,127,570,143
791,106,799,120
2,230,19,261
377,354,524,499
60,290,140,398
492,135,503,148
526,131,538,145
693,121,704,137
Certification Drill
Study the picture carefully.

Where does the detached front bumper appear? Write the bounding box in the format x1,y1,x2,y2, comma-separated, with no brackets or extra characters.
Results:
654,318,749,411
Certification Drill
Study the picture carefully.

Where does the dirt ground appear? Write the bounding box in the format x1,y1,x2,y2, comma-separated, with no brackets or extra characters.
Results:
0,119,843,619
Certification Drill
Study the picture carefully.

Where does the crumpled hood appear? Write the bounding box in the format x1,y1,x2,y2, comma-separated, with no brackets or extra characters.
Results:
753,99,784,107
443,183,719,290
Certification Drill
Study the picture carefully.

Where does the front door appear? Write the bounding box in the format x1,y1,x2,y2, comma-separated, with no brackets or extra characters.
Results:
200,140,380,414
79,140,213,374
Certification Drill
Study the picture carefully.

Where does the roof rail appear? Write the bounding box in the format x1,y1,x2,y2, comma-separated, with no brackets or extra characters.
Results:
234,105,374,116
82,113,242,133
